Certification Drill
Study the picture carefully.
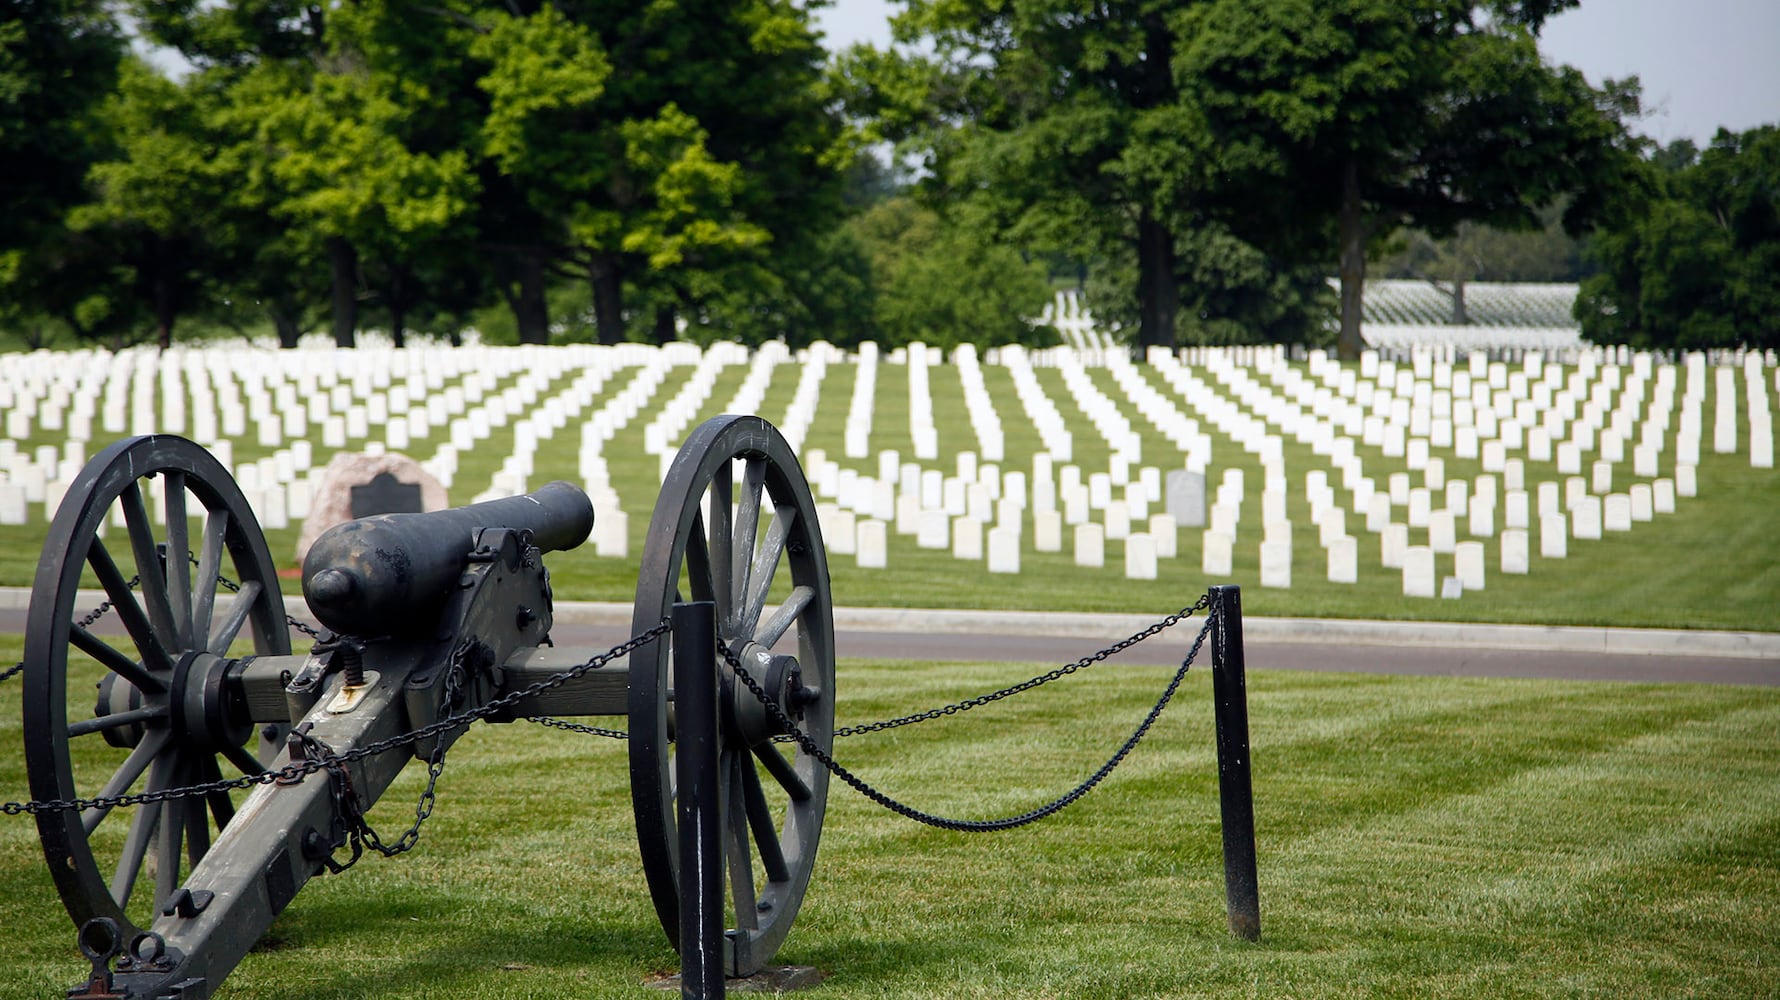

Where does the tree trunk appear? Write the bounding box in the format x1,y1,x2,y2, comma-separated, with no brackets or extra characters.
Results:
652,304,678,345
1136,208,1178,353
329,237,359,348
387,266,408,349
507,250,551,345
1450,277,1468,326
269,305,302,348
152,273,176,350
1336,158,1369,361
590,253,625,345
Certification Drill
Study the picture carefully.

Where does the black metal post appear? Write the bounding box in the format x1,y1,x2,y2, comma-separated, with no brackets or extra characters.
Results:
674,601,725,1000
1208,585,1260,941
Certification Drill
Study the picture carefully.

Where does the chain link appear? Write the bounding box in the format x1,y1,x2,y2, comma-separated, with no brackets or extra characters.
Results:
728,600,1218,833
824,594,1212,739
0,568,321,685
0,620,671,817
525,716,630,739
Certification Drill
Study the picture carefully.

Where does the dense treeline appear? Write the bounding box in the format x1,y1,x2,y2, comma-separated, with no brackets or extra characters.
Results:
0,1,1771,353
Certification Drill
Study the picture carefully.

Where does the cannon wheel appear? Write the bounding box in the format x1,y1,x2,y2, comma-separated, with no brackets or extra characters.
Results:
630,415,835,976
23,435,290,935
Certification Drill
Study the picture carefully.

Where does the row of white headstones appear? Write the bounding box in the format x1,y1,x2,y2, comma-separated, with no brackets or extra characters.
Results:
2,341,1776,597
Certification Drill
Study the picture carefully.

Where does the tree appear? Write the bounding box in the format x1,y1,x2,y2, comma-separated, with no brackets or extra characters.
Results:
837,1,1225,351
1176,0,1639,357
474,0,845,345
1380,204,1589,324
1577,127,1780,350
1085,223,1334,346
845,197,1056,349
0,0,124,341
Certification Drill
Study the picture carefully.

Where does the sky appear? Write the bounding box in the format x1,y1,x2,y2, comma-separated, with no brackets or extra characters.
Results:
810,0,1780,148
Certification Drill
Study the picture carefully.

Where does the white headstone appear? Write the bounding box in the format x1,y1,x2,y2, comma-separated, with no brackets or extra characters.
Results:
1407,488,1432,528
855,519,888,568
1034,510,1063,552
987,526,1020,574
1259,539,1292,588
1365,494,1392,533
1571,496,1603,540
1327,535,1357,584
1402,546,1436,597
1540,512,1568,558
1104,500,1131,540
1381,523,1409,568
826,507,858,555
1603,494,1633,532
896,493,921,535
916,510,950,549
951,516,983,560
1653,478,1676,513
1124,534,1158,580
1074,522,1105,567
1501,529,1529,574
1675,464,1697,497
1201,530,1234,576
1454,541,1486,591
1148,513,1178,558
1428,510,1457,553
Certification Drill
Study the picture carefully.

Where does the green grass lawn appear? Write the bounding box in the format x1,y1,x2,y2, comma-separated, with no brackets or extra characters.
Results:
3,630,1776,999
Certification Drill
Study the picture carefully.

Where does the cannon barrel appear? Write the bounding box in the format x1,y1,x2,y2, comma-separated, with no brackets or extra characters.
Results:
301,480,594,636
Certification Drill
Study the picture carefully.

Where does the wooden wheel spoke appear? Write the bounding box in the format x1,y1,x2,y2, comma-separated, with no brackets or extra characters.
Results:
208,580,260,654
120,482,180,651
154,756,185,910
184,761,214,867
81,728,170,835
110,799,160,910
685,511,716,605
162,472,194,650
755,586,813,650
738,504,794,641
87,539,175,677
220,739,266,778
191,509,230,653
708,464,734,628
752,743,811,804
67,706,166,738
724,750,760,931
70,625,165,696
731,459,767,625
741,759,790,884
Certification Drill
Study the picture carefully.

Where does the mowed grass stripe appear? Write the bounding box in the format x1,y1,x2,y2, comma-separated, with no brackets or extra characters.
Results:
2,633,1778,998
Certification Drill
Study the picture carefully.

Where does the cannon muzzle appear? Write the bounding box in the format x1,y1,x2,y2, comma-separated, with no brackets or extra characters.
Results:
301,480,594,636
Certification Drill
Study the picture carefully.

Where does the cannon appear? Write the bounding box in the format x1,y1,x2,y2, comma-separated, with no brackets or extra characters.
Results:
19,415,834,998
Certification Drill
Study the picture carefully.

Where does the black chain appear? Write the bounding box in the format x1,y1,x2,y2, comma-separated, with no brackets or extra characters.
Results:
207,561,324,641
0,620,671,817
727,601,1217,833
826,595,1212,739
526,716,630,740
0,569,322,685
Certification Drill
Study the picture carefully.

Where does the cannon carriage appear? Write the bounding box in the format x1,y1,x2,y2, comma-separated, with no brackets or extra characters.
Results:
19,414,833,999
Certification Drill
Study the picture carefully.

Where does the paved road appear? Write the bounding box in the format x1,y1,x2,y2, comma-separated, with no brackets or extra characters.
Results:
4,601,1775,687
534,620,1780,687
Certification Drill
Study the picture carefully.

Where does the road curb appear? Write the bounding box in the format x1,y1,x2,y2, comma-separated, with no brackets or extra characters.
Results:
4,588,1774,661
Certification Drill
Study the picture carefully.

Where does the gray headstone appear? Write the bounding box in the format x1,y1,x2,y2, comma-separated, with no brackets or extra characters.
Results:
1165,469,1207,527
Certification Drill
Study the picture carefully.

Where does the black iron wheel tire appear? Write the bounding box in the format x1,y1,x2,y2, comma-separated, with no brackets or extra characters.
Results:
23,435,290,934
628,415,835,976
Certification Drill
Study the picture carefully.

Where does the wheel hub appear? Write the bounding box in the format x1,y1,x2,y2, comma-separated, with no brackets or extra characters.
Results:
171,651,252,754
723,642,808,747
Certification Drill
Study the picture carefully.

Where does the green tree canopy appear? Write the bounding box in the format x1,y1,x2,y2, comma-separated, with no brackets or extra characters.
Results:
1177,0,1639,357
1577,127,1780,350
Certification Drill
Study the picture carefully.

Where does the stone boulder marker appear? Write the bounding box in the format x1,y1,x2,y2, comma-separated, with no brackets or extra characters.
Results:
295,452,449,565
